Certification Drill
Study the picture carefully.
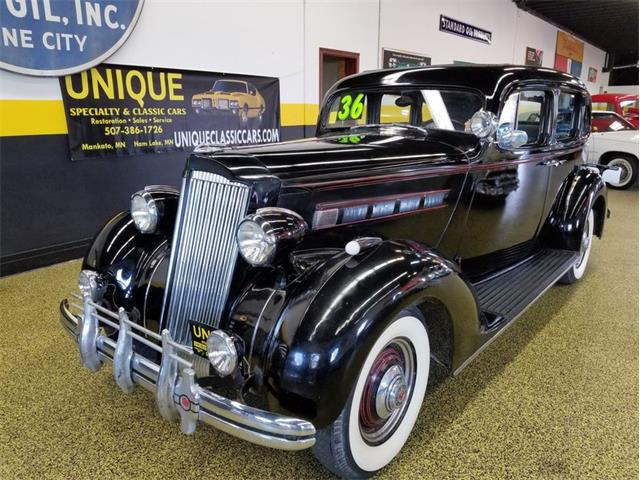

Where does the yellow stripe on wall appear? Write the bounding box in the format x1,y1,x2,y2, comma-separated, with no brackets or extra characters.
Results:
280,103,320,127
0,100,68,137
0,99,318,137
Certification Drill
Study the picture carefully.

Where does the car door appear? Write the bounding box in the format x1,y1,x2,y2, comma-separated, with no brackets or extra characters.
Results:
456,87,554,278
543,89,591,219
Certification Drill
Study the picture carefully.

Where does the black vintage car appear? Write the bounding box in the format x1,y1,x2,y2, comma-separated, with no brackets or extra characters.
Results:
61,65,618,478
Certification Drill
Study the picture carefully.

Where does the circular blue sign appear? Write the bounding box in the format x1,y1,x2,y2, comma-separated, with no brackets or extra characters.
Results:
0,0,144,76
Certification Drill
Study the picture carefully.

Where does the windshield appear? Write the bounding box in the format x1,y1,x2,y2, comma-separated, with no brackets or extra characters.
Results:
591,112,633,132
212,80,247,93
320,88,484,134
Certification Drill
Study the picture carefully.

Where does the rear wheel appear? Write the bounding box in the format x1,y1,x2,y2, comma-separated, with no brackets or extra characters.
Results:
604,154,637,189
312,311,430,478
559,208,594,284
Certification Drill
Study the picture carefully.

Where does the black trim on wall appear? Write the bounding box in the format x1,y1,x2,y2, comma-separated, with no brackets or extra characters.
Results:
0,125,307,276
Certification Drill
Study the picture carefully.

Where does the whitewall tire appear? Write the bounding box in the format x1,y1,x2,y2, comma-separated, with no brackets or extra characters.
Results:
312,311,430,478
605,154,637,190
560,208,594,284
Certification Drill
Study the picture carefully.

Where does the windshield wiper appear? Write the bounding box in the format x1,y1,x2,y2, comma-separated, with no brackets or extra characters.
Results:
348,123,429,135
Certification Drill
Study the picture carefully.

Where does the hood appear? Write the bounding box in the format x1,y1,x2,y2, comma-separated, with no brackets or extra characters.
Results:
198,127,481,184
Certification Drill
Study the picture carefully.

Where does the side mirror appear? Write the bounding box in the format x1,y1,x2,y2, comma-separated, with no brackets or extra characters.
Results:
496,123,528,148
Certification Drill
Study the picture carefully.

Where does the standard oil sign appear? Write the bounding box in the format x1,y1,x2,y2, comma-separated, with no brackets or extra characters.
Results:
0,0,144,76
439,15,492,45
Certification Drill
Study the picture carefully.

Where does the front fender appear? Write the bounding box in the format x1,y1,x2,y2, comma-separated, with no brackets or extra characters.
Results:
262,240,479,428
540,164,607,250
82,188,179,316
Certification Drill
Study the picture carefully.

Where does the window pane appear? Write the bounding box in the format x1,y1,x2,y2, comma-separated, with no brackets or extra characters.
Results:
621,99,639,114
592,102,615,111
321,88,483,133
326,93,368,127
556,92,577,141
516,91,545,144
498,90,546,147
419,90,482,131
380,94,411,124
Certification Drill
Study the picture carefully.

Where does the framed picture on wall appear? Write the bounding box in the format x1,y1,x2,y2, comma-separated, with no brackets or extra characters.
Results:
588,67,598,82
382,48,431,69
525,47,543,66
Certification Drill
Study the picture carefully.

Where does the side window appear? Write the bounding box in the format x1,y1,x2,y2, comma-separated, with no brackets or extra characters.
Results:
498,90,548,147
592,101,615,111
380,94,411,124
555,92,578,141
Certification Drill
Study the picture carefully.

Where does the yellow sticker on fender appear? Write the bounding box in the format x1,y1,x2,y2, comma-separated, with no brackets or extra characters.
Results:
190,321,213,358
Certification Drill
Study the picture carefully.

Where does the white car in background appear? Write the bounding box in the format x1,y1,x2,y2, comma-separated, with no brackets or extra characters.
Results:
588,111,639,189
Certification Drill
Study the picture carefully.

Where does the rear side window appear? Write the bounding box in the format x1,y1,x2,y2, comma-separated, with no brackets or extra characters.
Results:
592,101,615,112
498,90,549,147
555,92,578,141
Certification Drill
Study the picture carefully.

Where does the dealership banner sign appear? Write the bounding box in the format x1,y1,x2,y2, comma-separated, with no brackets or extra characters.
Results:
439,15,492,45
0,0,144,76
60,65,281,160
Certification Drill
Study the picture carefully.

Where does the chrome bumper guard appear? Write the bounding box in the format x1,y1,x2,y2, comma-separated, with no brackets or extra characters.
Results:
60,294,315,450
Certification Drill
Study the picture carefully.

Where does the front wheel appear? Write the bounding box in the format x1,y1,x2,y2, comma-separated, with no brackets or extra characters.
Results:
559,208,594,284
312,311,430,478
605,154,637,189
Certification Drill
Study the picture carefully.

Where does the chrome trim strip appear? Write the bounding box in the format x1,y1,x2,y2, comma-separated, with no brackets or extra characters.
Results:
60,298,315,450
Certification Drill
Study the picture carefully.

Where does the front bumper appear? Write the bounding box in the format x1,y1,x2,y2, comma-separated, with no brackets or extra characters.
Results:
192,99,239,112
60,295,315,450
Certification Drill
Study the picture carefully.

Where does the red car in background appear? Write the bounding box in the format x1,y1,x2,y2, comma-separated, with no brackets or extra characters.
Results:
591,93,639,128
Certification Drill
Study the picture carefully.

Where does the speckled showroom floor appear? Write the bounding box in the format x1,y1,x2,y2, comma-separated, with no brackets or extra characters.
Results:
0,189,637,480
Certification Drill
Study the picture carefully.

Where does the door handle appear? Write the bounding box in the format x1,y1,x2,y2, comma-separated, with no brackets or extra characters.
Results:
538,159,566,167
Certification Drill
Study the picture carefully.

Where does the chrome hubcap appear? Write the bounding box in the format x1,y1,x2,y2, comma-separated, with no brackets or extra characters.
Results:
375,365,408,419
359,338,416,445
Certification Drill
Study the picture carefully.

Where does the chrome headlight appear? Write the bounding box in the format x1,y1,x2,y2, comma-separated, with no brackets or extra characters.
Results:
206,330,238,376
236,218,277,266
131,191,159,233
236,208,307,266
79,270,106,301
470,110,498,138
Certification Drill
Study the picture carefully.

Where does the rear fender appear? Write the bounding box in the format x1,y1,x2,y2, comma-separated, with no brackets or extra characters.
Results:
263,240,480,427
540,164,607,250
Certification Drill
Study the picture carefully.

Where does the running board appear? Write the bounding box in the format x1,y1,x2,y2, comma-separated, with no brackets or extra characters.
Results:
473,249,579,329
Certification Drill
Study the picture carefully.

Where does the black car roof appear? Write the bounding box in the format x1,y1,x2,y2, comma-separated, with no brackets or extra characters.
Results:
327,64,588,107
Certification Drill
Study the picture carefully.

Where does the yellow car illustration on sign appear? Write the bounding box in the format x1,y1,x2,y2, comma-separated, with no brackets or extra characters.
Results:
192,79,266,126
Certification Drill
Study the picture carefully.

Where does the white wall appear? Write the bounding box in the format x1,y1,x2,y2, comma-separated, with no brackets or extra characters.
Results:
0,0,610,105
604,85,640,94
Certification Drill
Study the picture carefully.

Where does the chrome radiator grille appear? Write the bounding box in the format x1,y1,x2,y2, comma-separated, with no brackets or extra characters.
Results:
162,170,250,348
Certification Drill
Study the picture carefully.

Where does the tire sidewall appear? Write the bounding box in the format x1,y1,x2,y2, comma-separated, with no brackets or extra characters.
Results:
343,314,430,474
572,208,594,280
606,155,637,189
